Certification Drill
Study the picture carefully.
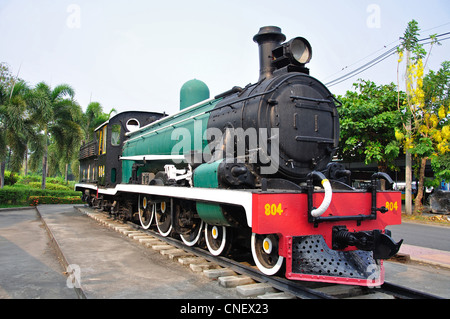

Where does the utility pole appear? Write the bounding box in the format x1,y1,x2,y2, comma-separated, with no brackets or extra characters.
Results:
405,129,412,215
405,49,412,215
399,20,425,215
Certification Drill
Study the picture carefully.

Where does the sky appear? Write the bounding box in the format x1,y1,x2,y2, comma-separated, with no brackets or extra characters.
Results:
1,0,449,116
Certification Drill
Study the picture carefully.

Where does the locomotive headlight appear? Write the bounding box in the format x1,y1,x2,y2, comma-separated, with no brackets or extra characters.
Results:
271,36,312,72
287,37,312,65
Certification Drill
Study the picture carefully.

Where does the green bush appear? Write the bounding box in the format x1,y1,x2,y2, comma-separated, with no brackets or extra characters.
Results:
21,181,72,191
28,196,83,206
16,174,41,185
44,183,72,191
0,186,81,205
3,171,18,186
10,183,28,189
27,182,42,189
47,176,68,185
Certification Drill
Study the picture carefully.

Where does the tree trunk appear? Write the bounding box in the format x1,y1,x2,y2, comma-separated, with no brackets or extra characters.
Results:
6,148,11,171
41,128,48,190
406,150,413,215
405,49,413,215
414,157,427,215
0,161,5,188
41,154,47,190
378,162,388,190
24,146,28,176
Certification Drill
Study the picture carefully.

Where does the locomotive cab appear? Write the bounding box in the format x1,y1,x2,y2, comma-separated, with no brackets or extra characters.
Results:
78,111,165,188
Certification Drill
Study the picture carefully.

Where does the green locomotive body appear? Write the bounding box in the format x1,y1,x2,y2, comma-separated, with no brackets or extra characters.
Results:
121,97,220,184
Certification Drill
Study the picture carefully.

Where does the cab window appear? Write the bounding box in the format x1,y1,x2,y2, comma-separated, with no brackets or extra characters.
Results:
111,124,121,146
97,126,107,155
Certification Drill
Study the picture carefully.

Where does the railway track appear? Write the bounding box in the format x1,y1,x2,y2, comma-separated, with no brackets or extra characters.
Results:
76,206,443,300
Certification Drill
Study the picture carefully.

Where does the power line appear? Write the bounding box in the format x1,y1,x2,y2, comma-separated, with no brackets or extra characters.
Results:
325,46,398,87
321,39,400,82
324,31,450,88
422,22,450,33
418,31,450,43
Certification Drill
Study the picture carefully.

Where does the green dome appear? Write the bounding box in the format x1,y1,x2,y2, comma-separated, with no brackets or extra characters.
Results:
180,79,210,110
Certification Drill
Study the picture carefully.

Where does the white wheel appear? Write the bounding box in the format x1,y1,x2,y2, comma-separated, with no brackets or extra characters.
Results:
155,201,172,237
251,233,284,276
180,220,204,247
205,224,231,256
138,195,154,229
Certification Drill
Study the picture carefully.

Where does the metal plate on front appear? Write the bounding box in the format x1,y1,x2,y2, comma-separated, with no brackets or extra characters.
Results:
291,235,378,280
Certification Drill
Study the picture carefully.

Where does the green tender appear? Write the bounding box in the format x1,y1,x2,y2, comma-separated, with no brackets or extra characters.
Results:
121,98,220,183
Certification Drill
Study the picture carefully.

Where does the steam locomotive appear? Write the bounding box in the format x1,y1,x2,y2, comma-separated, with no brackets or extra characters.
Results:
75,26,403,286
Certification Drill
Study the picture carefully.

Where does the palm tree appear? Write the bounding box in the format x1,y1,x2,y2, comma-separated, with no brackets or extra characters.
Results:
3,81,31,171
83,101,103,141
0,75,32,187
83,101,116,142
53,101,84,182
28,82,83,188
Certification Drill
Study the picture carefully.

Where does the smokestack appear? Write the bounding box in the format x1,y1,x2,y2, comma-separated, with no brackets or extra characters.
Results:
253,26,286,81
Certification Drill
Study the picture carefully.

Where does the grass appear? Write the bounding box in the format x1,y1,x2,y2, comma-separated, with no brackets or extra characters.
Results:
402,213,450,226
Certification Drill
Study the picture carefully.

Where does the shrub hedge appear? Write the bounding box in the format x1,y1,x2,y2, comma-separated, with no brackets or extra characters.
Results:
26,182,72,191
28,196,83,206
0,186,82,206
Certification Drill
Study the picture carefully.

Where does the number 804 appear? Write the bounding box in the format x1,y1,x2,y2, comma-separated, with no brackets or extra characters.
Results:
264,203,284,216
385,201,398,211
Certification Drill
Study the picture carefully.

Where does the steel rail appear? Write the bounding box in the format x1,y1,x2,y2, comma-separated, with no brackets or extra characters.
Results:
120,214,443,300
126,221,335,299
380,281,444,299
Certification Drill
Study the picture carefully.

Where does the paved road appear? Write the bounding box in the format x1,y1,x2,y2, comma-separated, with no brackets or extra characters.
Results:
387,221,450,252
384,261,450,298
0,207,78,299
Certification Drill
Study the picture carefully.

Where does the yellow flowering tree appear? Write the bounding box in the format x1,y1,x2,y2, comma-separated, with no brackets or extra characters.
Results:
424,61,450,185
397,20,450,214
